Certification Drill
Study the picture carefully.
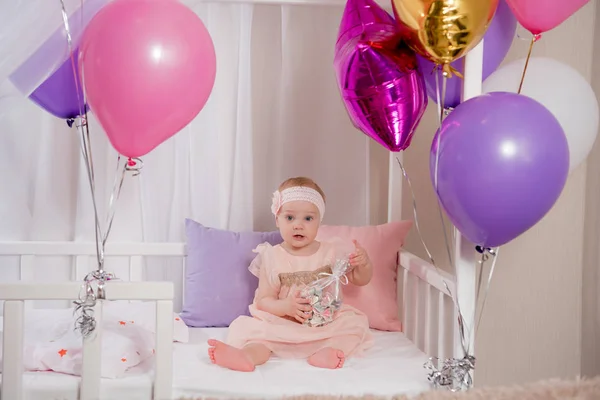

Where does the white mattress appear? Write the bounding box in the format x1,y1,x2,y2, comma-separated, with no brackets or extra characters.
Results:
1,327,432,400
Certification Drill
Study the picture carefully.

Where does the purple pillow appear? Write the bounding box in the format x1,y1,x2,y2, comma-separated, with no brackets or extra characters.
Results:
180,219,283,327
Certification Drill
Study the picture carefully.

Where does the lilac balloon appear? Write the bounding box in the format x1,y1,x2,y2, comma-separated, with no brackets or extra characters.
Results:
334,0,428,152
8,0,107,119
27,48,87,119
417,0,517,108
430,92,569,248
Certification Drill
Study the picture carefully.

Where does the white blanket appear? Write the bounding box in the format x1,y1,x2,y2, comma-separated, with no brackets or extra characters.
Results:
0,302,189,379
0,327,431,399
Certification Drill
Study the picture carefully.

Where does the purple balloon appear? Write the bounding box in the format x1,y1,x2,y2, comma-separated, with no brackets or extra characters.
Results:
334,0,428,152
417,0,517,108
430,92,569,248
8,0,107,119
27,48,87,119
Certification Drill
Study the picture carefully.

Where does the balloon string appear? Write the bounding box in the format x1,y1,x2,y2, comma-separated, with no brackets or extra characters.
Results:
395,157,469,357
395,157,436,267
60,0,104,272
81,117,103,270
60,0,86,120
103,157,144,250
433,69,454,268
60,0,115,338
517,34,541,94
103,156,125,250
434,68,443,186
475,247,499,339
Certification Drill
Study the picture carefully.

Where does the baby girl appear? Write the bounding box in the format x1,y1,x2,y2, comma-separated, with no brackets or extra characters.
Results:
207,177,373,371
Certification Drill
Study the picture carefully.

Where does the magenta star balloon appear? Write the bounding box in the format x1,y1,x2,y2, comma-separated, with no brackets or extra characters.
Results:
335,0,396,54
334,0,428,152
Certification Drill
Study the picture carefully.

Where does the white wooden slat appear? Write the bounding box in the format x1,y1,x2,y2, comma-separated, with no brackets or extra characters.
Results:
0,242,186,257
129,256,144,282
0,281,173,301
129,256,144,304
415,277,427,351
411,273,420,342
403,270,415,341
437,291,446,360
402,268,410,338
19,255,35,281
2,300,24,400
79,301,103,400
425,284,439,356
444,295,455,361
75,255,91,281
404,273,416,341
154,300,174,400
19,255,35,311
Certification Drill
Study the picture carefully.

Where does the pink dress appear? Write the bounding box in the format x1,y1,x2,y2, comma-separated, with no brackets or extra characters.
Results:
226,240,373,359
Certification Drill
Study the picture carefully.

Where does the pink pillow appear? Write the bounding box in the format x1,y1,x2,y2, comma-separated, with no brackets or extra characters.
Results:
317,221,413,331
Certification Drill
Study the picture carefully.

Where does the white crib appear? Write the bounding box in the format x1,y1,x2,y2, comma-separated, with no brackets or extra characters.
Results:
0,0,487,397
0,241,463,400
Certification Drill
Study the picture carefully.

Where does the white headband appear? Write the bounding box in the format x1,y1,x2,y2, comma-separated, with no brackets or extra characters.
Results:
271,186,325,221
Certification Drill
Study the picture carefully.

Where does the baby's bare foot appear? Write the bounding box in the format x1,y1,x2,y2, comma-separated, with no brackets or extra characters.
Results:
207,339,255,372
307,347,345,369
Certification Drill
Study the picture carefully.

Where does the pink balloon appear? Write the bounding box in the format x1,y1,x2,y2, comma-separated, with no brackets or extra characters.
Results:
505,0,589,34
79,0,216,158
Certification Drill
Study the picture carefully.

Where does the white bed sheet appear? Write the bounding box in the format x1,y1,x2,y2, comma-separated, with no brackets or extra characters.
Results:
1,327,432,400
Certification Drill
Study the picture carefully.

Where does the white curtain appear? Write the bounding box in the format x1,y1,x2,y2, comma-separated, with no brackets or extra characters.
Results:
0,1,370,246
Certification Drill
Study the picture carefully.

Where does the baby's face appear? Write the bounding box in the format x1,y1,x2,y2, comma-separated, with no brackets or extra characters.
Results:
276,201,320,249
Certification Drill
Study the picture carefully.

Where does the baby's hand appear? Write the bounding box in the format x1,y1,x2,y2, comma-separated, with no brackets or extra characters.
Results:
284,290,312,323
349,239,370,271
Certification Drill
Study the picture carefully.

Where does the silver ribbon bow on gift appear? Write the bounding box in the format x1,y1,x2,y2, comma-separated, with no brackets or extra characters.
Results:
424,355,475,392
317,259,351,308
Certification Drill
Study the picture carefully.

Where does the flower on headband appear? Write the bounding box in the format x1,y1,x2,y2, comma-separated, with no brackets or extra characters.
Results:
271,190,282,216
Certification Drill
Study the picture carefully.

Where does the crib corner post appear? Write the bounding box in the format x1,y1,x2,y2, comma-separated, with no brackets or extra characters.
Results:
452,37,485,382
80,300,104,400
453,235,477,358
154,299,174,400
1,300,25,400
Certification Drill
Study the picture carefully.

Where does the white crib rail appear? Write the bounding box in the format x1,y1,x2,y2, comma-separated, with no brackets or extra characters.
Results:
0,241,462,398
1,241,186,307
0,280,174,400
399,251,458,361
0,241,186,257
